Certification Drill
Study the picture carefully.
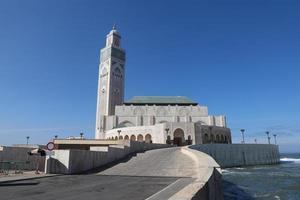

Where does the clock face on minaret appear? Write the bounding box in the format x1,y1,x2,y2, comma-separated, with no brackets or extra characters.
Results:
96,26,126,138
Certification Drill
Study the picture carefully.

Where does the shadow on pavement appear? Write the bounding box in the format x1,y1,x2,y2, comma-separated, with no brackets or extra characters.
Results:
223,180,254,200
0,181,39,187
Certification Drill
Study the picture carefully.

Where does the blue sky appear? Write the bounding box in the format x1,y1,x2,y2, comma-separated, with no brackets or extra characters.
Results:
0,0,299,153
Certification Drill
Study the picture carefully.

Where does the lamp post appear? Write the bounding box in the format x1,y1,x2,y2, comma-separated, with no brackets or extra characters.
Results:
240,129,245,144
254,138,257,144
266,131,270,144
117,130,121,140
165,128,170,144
273,134,277,145
26,136,30,145
54,135,58,139
80,132,84,139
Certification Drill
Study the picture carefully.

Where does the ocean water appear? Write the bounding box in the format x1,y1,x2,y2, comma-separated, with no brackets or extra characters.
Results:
222,153,300,200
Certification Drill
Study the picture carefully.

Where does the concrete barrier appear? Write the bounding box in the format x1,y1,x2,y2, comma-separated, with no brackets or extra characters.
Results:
189,144,280,168
0,146,45,171
168,147,223,200
45,141,172,174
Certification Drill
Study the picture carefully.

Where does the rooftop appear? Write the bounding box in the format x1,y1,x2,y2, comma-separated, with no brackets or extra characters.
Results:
124,96,198,106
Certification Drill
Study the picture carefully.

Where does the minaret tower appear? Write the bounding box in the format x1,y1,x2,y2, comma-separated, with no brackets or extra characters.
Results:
95,25,126,139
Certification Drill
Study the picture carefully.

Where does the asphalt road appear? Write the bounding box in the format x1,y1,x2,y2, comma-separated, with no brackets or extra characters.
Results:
0,148,196,200
0,174,178,200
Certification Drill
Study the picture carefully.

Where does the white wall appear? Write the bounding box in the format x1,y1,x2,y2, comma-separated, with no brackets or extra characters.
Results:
190,144,280,168
45,141,172,174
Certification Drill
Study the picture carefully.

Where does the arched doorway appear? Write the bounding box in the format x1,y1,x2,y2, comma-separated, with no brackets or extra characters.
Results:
130,135,136,141
204,134,209,143
173,128,185,146
216,135,220,143
145,134,152,143
124,135,129,140
137,134,143,142
114,136,118,140
119,135,123,140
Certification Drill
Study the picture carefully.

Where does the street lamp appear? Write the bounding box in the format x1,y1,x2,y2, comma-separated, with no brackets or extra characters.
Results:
165,128,170,144
54,135,58,139
266,131,270,144
273,134,277,145
26,136,30,145
240,129,245,144
117,130,121,140
254,138,257,144
80,132,84,139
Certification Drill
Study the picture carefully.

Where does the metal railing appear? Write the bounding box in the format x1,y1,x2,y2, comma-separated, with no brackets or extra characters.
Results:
0,161,30,175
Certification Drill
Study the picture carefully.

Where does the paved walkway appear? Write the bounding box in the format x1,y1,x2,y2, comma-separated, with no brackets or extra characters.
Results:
99,147,196,177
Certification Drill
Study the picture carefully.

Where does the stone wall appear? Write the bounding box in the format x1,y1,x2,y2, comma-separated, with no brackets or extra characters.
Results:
45,141,171,174
0,146,45,171
189,144,280,168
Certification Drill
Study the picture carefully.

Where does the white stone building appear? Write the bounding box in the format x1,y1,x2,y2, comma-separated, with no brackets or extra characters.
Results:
95,27,231,146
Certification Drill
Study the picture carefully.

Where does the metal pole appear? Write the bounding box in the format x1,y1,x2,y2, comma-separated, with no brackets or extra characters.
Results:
266,131,270,144
240,129,245,144
26,136,30,145
165,128,169,144
254,138,257,144
80,132,84,139
273,134,277,145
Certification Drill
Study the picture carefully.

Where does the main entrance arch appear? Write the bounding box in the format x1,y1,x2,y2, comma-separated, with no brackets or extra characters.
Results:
173,128,185,146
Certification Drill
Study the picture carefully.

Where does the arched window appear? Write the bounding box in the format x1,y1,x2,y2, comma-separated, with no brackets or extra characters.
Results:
114,136,118,140
130,135,136,141
124,135,129,140
145,134,152,143
137,134,143,142
119,135,123,140
114,67,121,74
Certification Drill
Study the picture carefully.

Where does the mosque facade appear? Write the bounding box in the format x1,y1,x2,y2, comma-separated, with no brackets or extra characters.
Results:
95,27,231,146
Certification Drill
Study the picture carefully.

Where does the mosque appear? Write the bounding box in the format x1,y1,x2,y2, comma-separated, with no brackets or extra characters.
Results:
95,26,231,146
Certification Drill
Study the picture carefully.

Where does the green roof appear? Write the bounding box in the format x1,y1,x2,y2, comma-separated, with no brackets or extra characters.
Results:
124,96,197,105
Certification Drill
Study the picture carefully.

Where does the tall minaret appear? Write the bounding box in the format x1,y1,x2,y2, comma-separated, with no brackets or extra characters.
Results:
95,25,126,139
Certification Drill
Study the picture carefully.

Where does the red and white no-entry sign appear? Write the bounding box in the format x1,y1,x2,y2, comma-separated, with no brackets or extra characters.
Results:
46,142,55,151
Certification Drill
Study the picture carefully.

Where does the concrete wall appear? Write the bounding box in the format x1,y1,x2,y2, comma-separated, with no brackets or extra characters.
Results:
0,146,45,171
189,144,280,168
174,147,224,200
45,141,171,174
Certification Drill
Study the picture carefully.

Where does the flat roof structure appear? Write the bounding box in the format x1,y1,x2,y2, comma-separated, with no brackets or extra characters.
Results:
124,96,198,106
53,139,125,150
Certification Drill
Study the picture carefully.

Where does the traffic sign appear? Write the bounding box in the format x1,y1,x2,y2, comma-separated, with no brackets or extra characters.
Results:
46,142,55,151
